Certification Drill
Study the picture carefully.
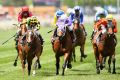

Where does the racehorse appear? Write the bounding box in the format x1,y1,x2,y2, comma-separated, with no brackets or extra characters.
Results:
52,24,73,75
92,23,117,74
72,19,87,62
17,28,43,76
13,22,27,66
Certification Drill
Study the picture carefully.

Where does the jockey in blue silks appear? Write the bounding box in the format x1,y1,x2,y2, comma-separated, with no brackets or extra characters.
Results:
69,5,87,36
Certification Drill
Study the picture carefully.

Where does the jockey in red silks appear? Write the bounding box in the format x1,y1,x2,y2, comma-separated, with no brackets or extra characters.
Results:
18,6,33,22
15,6,33,48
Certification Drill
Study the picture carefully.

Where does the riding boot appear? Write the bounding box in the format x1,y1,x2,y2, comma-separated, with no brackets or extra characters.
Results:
51,28,57,43
38,34,44,45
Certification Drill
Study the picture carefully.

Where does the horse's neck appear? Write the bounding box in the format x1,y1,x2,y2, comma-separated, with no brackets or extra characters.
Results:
99,34,114,46
21,25,27,35
105,35,115,45
63,29,71,42
74,25,83,36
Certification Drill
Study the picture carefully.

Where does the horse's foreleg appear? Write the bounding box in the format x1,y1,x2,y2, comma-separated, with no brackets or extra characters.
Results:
96,59,100,74
27,59,32,76
37,58,41,69
35,51,41,69
99,54,104,70
80,45,87,62
102,57,106,68
33,57,38,76
112,54,116,74
13,54,18,66
62,53,69,76
108,56,112,73
55,55,60,75
67,51,72,69
19,51,25,76
72,47,76,62
93,45,100,74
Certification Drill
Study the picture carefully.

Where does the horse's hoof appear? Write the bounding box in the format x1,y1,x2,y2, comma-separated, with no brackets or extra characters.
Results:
80,59,83,62
103,64,105,68
62,73,64,76
83,55,87,58
108,69,111,73
112,71,116,74
97,70,100,74
67,64,72,69
100,65,104,70
74,60,76,62
38,65,41,69
13,62,17,67
32,70,36,76
56,72,59,75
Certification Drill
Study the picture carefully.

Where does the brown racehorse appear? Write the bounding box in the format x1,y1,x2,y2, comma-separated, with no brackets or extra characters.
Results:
17,29,43,76
92,24,117,74
72,19,87,62
13,23,27,66
52,25,73,75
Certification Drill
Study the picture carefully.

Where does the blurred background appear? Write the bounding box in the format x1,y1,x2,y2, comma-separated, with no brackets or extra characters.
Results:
0,0,120,29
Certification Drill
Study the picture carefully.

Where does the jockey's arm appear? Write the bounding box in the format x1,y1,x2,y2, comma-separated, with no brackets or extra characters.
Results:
79,12,84,24
112,19,117,33
53,15,57,26
65,19,72,26
94,19,107,32
36,22,40,30
29,12,33,17
69,14,74,23
18,13,22,22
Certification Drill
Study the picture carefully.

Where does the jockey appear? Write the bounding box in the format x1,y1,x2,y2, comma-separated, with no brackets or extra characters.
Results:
91,8,108,40
94,8,108,22
69,5,87,36
15,6,33,46
53,9,65,26
26,16,44,45
18,6,33,22
106,14,117,33
106,14,117,43
52,10,64,39
52,14,76,43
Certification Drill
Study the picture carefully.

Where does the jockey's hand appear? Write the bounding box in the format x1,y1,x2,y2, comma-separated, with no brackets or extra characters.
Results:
65,24,68,27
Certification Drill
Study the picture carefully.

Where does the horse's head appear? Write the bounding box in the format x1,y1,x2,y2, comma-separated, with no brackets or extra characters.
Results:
56,24,67,40
107,20,114,36
26,30,35,45
73,19,79,30
20,20,27,35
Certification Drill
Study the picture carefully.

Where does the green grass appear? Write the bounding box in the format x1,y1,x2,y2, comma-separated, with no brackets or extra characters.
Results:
0,23,120,80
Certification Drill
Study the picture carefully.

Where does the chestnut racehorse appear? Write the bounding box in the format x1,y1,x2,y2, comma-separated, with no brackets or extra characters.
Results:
72,19,87,62
18,29,43,76
13,23,27,66
52,25,73,75
92,24,117,74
